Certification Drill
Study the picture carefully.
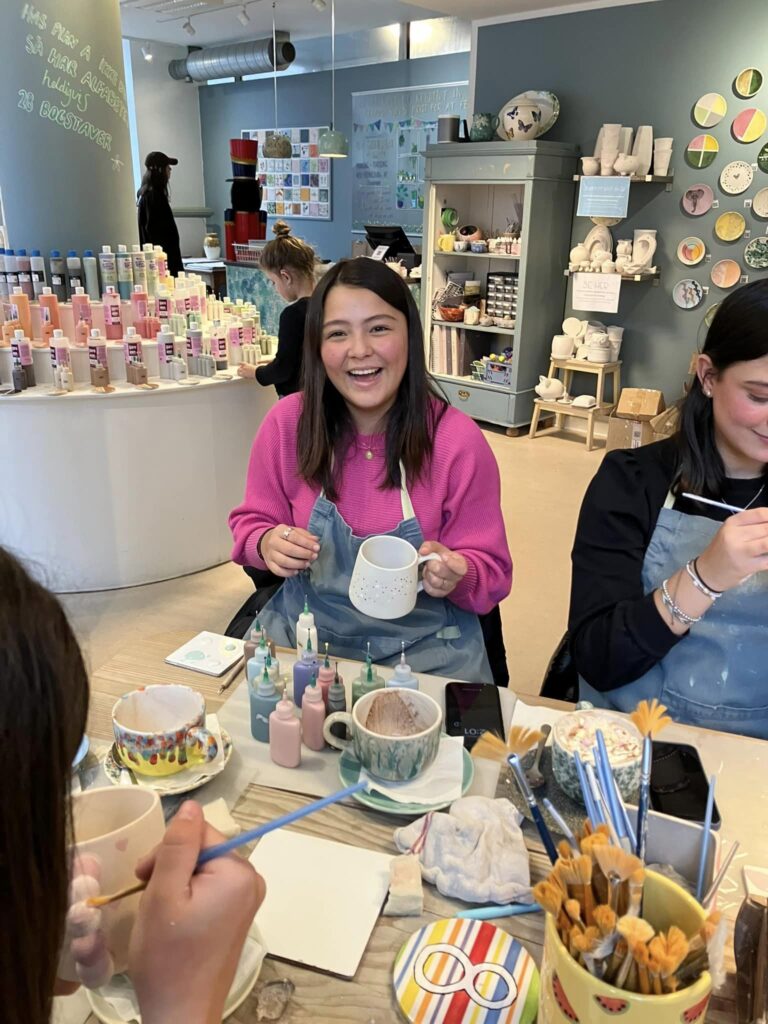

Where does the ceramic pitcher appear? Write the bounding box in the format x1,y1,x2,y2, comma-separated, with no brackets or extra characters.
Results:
469,112,500,142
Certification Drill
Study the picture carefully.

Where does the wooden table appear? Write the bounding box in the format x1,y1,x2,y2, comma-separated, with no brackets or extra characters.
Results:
82,631,760,1022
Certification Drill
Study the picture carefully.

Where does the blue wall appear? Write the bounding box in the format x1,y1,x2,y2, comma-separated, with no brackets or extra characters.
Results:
198,53,468,262
475,0,768,400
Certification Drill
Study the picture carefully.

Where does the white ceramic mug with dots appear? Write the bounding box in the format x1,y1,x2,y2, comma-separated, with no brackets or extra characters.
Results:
349,535,441,620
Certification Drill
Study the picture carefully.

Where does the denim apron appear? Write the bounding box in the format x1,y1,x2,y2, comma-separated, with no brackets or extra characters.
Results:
255,463,493,682
580,495,768,738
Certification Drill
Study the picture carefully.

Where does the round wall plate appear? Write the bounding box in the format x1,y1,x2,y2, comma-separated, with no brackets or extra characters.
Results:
681,183,714,216
710,259,741,288
759,143,768,173
693,92,727,127
720,160,754,194
677,237,706,266
753,187,768,217
673,279,705,309
732,107,767,143
704,302,721,327
735,67,763,98
685,133,719,168
745,236,768,269
715,210,746,241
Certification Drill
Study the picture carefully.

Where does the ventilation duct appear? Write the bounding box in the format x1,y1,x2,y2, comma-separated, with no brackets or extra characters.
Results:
168,34,295,81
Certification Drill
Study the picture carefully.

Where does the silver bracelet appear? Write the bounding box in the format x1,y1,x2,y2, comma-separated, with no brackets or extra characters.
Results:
661,578,702,626
684,560,722,601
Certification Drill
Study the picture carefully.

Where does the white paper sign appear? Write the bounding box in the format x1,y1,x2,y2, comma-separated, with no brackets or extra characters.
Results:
371,244,390,261
571,272,622,314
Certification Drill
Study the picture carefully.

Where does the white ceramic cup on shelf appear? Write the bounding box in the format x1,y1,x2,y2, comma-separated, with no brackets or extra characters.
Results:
349,535,441,620
653,148,673,176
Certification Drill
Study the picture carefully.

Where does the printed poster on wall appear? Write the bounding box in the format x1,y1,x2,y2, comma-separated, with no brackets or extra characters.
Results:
571,272,622,314
242,127,332,221
576,176,631,219
351,82,468,236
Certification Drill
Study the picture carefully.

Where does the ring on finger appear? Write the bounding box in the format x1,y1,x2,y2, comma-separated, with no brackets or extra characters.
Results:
281,527,294,541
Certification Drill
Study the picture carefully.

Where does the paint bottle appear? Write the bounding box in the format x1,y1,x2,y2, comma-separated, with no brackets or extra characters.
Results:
352,646,385,706
50,329,73,391
243,624,262,663
82,250,100,300
213,325,228,370
131,284,149,341
131,244,147,293
71,288,93,347
265,652,284,695
123,326,143,366
11,355,27,392
387,642,419,691
102,285,123,340
250,666,281,743
327,663,347,740
0,249,7,300
49,251,67,302
98,245,118,291
11,330,35,388
317,645,336,706
4,250,19,292
88,328,110,388
29,250,47,297
156,286,172,322
296,598,318,658
186,321,203,375
301,677,327,752
15,250,34,299
246,631,271,686
66,251,83,297
269,698,301,768
143,243,158,296
157,325,175,379
154,245,168,281
116,245,134,299
8,287,32,338
292,635,319,710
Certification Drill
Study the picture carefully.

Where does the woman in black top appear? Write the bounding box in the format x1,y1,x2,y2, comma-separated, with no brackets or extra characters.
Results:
570,280,768,738
137,151,183,277
237,221,315,397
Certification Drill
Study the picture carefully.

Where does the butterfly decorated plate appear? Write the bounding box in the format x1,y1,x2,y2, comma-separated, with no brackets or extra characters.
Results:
497,99,545,141
498,90,559,140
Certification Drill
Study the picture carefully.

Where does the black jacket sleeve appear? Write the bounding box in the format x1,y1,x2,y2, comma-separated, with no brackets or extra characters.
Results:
256,298,307,395
137,192,183,276
568,440,683,692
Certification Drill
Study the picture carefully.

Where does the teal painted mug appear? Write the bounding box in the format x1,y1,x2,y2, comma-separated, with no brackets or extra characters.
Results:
469,112,500,142
323,688,442,781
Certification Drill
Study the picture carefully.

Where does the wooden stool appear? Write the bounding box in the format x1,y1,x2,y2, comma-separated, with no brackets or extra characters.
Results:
528,358,621,450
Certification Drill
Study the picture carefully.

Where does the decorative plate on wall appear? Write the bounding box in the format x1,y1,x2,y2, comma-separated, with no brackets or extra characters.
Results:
715,210,747,241
735,67,763,99
677,237,706,266
752,187,768,218
759,143,768,173
682,183,715,216
710,259,741,288
673,279,705,309
744,236,768,269
685,134,719,168
693,92,728,128
732,107,767,143
720,160,754,194
704,302,721,327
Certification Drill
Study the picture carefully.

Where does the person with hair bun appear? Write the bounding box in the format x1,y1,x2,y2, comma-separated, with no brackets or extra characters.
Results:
237,221,316,396
570,279,768,738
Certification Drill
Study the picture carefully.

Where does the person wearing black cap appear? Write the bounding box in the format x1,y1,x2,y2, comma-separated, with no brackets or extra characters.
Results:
137,151,183,276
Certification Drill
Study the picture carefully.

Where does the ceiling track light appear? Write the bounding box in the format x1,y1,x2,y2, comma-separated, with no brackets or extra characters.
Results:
183,17,196,36
141,42,153,61
237,4,250,25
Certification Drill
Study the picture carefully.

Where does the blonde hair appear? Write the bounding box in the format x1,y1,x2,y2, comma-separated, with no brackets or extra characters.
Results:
260,221,316,279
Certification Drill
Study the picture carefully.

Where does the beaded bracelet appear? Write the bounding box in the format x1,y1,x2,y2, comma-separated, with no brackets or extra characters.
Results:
661,578,702,626
685,560,722,601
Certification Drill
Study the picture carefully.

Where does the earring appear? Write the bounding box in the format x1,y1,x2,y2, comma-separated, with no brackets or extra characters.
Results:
704,388,713,398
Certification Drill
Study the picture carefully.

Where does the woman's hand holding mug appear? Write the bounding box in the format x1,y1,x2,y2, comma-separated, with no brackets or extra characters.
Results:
696,507,768,592
418,541,468,599
260,525,320,577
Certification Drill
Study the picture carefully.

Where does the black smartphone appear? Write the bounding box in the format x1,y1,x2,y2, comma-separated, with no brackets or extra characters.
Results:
650,741,722,829
444,682,504,751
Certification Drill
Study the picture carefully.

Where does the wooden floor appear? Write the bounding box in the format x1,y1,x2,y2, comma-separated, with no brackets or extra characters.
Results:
61,429,603,700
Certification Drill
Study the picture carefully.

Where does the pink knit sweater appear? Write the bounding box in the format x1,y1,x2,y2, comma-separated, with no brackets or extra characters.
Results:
229,394,512,614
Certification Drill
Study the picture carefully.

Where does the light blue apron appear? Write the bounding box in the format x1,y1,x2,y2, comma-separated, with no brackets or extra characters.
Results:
580,496,768,738
255,462,493,682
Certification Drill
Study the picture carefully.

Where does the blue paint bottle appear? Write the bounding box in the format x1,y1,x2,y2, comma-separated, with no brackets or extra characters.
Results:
246,631,270,686
250,666,280,743
387,642,419,690
292,634,319,709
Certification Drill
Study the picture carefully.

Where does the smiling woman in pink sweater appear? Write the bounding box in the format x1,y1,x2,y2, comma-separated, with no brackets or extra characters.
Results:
229,258,512,683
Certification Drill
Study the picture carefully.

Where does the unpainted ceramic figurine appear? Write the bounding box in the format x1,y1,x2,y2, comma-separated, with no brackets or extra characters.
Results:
534,376,566,401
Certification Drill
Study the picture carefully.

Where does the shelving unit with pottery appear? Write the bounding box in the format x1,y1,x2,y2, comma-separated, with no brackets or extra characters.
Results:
421,140,578,432
528,318,622,451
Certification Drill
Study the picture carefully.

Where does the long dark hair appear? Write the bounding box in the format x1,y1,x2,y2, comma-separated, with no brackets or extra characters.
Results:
0,548,89,1024
137,164,169,203
676,279,768,496
297,258,446,501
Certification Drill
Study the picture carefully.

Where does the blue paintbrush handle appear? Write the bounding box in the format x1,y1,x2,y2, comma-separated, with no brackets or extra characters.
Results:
541,797,579,853
595,730,625,838
196,780,369,866
507,754,558,864
636,738,652,862
574,752,599,826
457,903,543,920
695,774,716,902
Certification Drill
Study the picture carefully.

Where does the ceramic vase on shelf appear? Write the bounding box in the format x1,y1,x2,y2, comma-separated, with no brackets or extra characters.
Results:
581,156,599,176
204,233,221,260
619,126,634,155
600,123,621,159
601,150,618,176
551,334,575,360
653,139,673,176
632,125,654,176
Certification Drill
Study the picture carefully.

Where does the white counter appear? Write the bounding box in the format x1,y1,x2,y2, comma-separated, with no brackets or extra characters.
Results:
0,374,274,592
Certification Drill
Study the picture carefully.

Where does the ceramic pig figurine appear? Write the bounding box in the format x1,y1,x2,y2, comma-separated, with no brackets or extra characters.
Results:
534,376,565,401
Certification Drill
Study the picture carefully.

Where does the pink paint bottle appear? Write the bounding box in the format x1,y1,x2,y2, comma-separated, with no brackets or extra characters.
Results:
301,677,327,751
39,287,61,329
71,288,93,347
269,698,301,768
123,328,143,365
131,284,148,325
102,286,123,340
8,287,32,338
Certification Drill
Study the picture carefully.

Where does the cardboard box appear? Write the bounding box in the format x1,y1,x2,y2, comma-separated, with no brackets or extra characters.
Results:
615,387,665,421
605,414,656,452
